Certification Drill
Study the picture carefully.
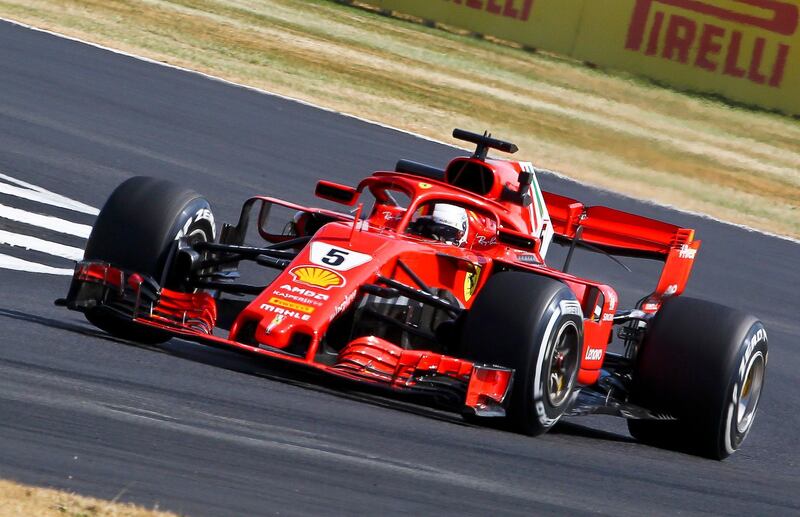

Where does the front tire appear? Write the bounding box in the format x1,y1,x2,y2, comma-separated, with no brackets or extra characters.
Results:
629,297,768,459
462,272,583,435
83,176,215,343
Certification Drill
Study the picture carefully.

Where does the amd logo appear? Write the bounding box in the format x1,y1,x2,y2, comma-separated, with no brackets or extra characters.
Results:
278,284,329,301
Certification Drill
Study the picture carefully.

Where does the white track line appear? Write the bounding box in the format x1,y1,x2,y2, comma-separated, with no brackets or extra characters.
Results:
0,253,73,275
0,173,95,274
0,229,83,260
0,172,99,215
0,17,797,245
0,204,92,238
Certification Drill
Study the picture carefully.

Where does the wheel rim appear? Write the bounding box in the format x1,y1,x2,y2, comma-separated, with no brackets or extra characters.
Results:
166,226,210,290
186,227,210,288
736,352,765,434
187,228,208,245
546,321,579,407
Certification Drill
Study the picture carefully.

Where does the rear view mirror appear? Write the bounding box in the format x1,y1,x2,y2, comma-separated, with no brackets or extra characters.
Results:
315,181,359,206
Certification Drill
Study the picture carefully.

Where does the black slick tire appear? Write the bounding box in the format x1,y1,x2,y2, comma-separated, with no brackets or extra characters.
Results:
83,176,215,343
628,297,768,459
462,272,583,435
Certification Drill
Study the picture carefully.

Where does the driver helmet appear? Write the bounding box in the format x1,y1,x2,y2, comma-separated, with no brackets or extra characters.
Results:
426,204,469,246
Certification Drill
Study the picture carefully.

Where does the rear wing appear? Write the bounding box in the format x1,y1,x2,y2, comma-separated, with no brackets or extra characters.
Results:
543,191,701,307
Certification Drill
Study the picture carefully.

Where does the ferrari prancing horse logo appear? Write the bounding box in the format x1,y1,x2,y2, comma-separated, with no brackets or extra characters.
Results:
265,314,285,335
464,265,482,302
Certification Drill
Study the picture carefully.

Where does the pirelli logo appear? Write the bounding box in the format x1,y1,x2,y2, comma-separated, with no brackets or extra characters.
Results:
443,0,535,21
267,297,315,314
625,0,798,87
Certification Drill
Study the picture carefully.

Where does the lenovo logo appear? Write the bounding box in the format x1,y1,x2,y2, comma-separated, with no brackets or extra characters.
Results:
625,0,798,87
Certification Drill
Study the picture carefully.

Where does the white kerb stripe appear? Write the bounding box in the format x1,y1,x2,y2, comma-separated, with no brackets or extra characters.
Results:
0,172,99,215
0,229,84,260
0,204,92,238
0,253,74,275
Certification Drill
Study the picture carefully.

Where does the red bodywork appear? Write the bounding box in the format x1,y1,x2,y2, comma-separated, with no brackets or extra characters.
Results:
66,153,699,416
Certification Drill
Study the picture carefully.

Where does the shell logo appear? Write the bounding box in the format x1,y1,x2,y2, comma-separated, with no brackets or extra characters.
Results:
289,266,345,290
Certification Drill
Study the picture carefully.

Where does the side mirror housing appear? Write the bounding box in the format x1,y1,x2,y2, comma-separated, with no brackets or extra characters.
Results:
315,180,359,206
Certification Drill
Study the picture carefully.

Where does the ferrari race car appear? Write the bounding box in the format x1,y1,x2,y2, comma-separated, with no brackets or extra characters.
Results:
58,129,767,459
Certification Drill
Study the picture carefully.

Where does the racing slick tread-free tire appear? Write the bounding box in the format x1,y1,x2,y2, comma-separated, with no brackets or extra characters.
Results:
462,272,583,436
628,297,768,460
83,176,215,344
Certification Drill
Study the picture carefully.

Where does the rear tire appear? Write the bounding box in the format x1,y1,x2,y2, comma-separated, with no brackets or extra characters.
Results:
462,272,583,435
628,297,768,459
83,176,215,343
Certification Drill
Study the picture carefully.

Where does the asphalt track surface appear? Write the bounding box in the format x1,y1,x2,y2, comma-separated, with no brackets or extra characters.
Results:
0,20,798,516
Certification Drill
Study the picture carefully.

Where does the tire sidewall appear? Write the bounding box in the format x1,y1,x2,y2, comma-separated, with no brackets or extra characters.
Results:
718,322,768,457
516,296,583,434
171,198,215,245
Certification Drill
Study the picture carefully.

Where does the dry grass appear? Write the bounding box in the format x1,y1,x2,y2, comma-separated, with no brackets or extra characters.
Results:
1,0,798,237
0,479,177,516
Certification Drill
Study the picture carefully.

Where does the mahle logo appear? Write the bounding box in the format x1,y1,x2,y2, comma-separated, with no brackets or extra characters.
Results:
625,0,798,87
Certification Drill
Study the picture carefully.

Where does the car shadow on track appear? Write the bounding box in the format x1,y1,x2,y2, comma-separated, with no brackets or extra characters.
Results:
3,307,635,445
0,307,151,347
0,307,470,425
549,421,636,444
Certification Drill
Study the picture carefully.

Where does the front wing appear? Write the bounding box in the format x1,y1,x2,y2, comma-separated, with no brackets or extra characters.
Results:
59,261,513,417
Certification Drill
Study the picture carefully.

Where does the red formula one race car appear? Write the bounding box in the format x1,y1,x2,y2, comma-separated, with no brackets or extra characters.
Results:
58,129,767,459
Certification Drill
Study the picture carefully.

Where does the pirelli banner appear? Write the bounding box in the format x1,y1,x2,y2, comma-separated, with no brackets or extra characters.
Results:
361,0,800,115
